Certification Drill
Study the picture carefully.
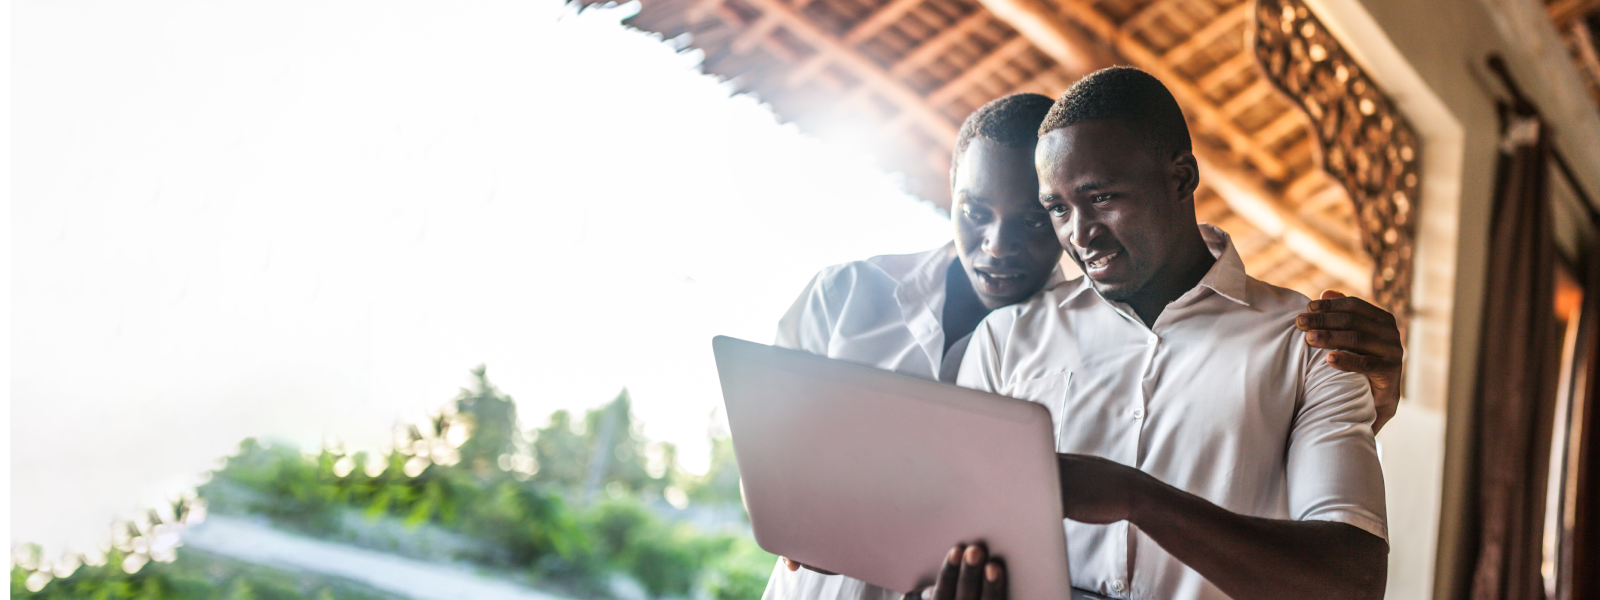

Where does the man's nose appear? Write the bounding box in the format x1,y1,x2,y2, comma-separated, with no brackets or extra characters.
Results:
981,221,1023,258
1067,212,1100,251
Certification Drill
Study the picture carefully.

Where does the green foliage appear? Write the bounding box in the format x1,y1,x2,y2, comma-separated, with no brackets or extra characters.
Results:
453,365,522,478
530,390,661,498
22,368,774,599
688,435,745,507
10,547,402,600
701,536,781,600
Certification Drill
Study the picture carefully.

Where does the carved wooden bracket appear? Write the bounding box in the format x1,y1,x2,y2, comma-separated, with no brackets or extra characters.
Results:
1252,0,1421,333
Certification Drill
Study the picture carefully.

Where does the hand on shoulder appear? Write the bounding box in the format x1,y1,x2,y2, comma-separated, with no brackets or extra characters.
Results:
1295,290,1404,432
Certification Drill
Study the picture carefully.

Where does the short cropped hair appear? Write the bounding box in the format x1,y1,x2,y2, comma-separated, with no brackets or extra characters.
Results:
951,93,1056,178
1038,67,1192,160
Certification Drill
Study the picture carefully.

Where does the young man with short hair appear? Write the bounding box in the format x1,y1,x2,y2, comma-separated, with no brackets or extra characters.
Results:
954,67,1389,600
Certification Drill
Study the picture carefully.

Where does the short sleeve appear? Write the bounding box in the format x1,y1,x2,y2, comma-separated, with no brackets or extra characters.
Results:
1286,348,1389,541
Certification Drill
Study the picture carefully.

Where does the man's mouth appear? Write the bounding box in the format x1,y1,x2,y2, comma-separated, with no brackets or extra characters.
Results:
1084,252,1119,269
974,269,1028,294
1080,251,1122,278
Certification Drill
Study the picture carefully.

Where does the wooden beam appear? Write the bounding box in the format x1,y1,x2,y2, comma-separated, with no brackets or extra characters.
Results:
1158,2,1250,66
783,0,929,87
1218,78,1274,117
1285,170,1328,202
968,0,1111,77
969,0,1366,289
1195,151,1371,292
1007,66,1070,96
844,0,928,45
1571,20,1600,91
1255,107,1308,147
888,10,997,77
1194,52,1254,92
1122,0,1183,36
734,0,960,142
1549,0,1600,27
973,0,1290,180
732,15,784,53
926,36,1035,105
1305,181,1351,213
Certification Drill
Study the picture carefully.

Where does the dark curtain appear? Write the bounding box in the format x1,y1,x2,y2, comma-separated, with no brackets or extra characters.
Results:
1468,108,1562,600
1564,223,1600,600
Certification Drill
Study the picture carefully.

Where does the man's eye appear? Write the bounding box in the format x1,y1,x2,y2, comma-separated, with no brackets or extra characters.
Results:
963,207,990,222
1091,194,1114,205
1024,216,1048,228
1047,205,1068,217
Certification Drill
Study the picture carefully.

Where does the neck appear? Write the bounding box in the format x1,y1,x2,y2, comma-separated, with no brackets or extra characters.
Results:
1127,231,1215,327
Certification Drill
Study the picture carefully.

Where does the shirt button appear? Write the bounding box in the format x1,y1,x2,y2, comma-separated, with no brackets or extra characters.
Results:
1131,408,1144,419
1146,336,1157,345
1111,580,1126,593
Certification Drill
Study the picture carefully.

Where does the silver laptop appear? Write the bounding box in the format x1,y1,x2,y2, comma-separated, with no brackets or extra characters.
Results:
712,336,1073,599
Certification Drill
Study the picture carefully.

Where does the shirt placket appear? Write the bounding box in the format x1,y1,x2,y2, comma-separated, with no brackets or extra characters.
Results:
1124,327,1160,598
1107,303,1159,599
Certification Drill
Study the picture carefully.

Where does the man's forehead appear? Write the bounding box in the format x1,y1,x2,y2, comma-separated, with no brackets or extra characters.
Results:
1036,122,1146,181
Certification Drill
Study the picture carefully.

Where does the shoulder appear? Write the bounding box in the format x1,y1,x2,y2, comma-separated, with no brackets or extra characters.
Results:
860,244,950,281
811,245,947,292
1243,276,1313,320
977,278,1077,338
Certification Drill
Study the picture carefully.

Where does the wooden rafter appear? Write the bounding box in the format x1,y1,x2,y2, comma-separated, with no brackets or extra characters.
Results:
844,0,929,44
1158,2,1250,63
783,0,930,87
1219,79,1274,116
926,37,1036,105
1255,108,1307,146
1197,154,1370,291
1195,52,1256,92
969,0,1369,291
1549,0,1600,26
887,10,1001,77
1124,0,1185,33
717,0,961,142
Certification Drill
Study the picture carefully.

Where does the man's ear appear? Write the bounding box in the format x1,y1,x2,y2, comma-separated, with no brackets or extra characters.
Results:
1170,151,1199,201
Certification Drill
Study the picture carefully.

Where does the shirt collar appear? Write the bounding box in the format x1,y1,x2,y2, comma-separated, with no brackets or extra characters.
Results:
1056,224,1251,308
898,241,957,303
1193,224,1251,306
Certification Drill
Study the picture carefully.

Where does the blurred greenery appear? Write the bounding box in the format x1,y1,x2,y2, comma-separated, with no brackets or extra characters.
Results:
13,367,775,600
10,546,405,600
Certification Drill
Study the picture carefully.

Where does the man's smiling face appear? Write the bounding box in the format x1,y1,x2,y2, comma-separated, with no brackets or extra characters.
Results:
951,137,1063,310
1035,118,1198,304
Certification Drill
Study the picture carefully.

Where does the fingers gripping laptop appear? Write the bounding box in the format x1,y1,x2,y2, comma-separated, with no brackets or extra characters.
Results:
712,336,1073,600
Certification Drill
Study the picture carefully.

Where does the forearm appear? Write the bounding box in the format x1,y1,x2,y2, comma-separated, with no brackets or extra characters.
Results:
1129,477,1387,600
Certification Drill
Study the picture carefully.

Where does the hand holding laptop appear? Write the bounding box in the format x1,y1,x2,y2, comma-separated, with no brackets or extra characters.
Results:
783,542,1010,600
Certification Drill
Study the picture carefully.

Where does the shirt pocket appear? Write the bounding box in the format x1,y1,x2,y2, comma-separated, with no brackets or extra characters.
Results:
1002,371,1073,452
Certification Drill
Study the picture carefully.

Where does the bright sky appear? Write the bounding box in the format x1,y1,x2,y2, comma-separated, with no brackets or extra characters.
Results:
12,0,952,556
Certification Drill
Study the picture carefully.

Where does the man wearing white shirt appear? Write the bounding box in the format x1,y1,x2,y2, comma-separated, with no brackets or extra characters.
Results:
766,87,1400,600
957,67,1388,600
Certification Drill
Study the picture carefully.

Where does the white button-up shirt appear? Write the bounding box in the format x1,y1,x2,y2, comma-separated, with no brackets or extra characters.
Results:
765,242,1065,600
956,225,1387,600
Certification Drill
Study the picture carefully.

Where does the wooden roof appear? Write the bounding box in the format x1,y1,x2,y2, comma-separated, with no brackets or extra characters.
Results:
584,0,1412,300
1547,0,1600,108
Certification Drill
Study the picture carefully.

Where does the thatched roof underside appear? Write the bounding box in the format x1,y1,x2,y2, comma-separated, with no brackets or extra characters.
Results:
586,0,1399,298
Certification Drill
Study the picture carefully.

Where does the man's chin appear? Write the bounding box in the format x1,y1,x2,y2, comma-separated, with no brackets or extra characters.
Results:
977,292,1028,310
1088,279,1137,302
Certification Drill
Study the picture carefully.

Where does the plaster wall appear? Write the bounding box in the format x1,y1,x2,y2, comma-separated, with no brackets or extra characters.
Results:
1293,0,1600,598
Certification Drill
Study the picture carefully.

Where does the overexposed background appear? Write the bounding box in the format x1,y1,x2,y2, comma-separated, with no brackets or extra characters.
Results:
13,0,951,557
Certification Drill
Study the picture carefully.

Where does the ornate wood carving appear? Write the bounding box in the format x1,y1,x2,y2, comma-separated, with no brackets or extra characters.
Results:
1253,0,1421,329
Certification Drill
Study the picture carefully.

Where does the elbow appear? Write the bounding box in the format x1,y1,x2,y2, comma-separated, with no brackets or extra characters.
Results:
1333,535,1388,600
